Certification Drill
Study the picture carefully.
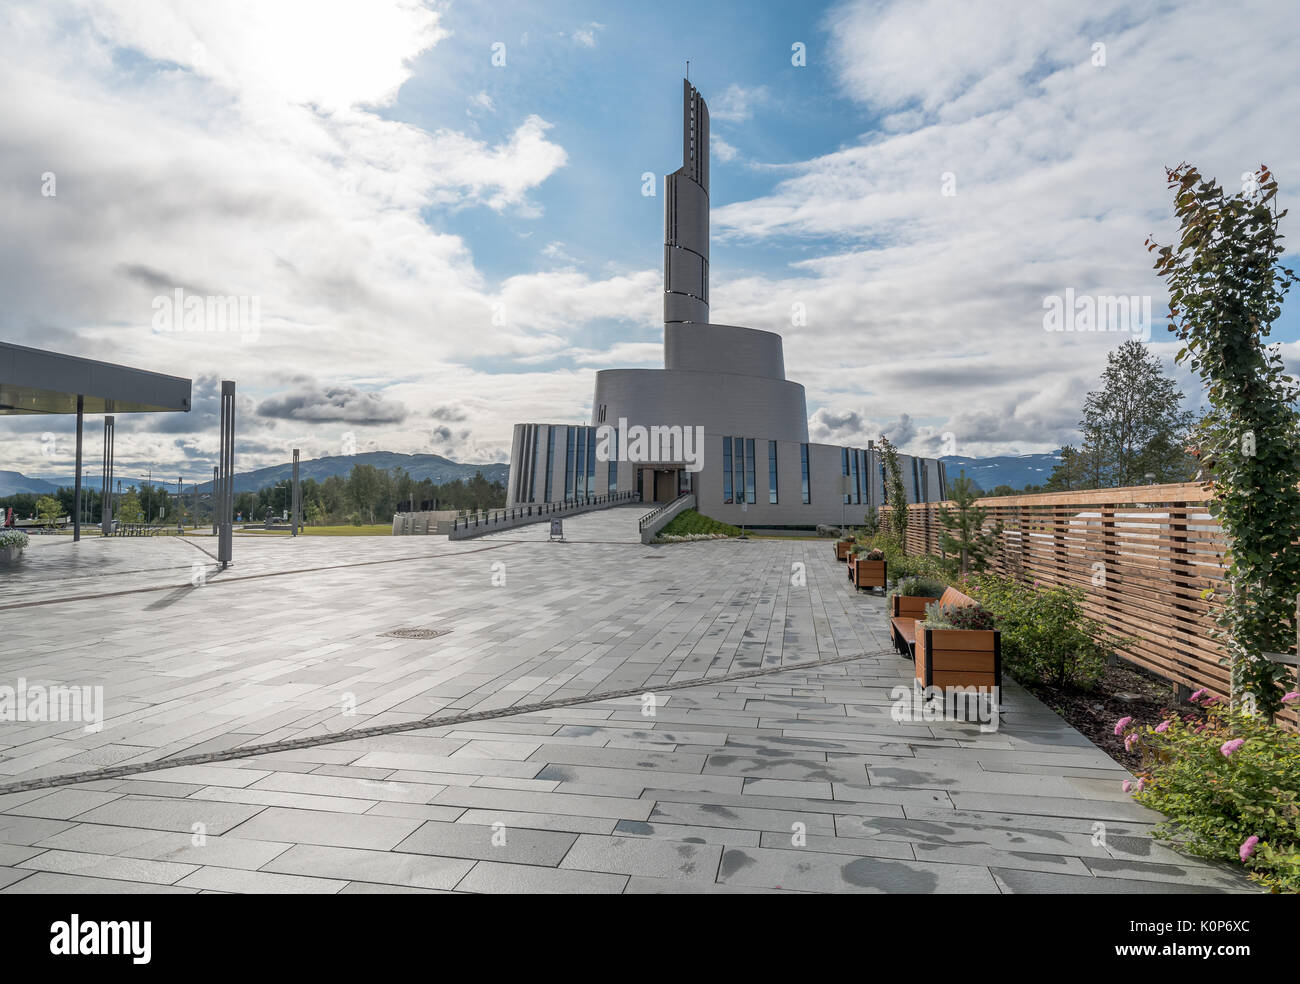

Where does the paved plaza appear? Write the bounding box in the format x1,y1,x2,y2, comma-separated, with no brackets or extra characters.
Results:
0,508,1253,893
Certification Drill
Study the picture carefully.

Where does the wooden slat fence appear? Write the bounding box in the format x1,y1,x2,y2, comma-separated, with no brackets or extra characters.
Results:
882,482,1297,727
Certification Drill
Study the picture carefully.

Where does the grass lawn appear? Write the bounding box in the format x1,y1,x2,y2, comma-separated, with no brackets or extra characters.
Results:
238,524,394,536
658,509,743,538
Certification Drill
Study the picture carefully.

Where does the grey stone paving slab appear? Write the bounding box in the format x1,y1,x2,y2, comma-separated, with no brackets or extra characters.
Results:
394,821,575,866
2,871,198,893
36,823,293,870
718,844,1000,893
18,849,197,885
225,807,422,851
560,834,722,882
265,844,474,890
456,860,627,894
176,866,347,894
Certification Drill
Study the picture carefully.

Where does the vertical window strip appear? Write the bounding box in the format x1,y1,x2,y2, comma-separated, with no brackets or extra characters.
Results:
722,437,733,503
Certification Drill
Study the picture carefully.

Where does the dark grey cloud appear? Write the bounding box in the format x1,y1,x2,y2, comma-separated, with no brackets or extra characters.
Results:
257,384,407,425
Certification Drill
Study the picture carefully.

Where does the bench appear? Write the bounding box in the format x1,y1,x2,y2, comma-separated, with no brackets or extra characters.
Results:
890,588,948,657
910,587,1001,692
834,538,854,562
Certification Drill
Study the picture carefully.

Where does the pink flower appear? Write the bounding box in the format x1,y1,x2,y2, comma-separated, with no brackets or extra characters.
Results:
1202,694,1221,705
1190,688,1208,703
1220,738,1245,757
1239,836,1259,862
1283,692,1300,704
1114,716,1134,735
1124,734,1138,752
1122,780,1132,793
1136,778,1146,792
1155,720,1171,733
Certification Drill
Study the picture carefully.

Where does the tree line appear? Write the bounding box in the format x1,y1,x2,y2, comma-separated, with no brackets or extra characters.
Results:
1,465,506,528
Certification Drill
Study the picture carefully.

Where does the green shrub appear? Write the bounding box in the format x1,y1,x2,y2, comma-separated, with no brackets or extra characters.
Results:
922,600,995,631
887,576,947,601
888,551,958,585
0,529,29,550
1122,694,1300,893
963,573,1118,689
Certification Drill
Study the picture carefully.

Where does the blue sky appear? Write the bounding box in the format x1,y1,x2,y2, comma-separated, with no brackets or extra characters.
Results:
1,0,1298,479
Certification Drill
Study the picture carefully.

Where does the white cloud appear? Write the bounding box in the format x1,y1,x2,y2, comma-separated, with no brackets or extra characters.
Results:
709,83,770,123
572,22,605,48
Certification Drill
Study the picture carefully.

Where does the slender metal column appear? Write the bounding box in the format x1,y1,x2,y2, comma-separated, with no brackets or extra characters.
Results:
212,466,218,535
73,395,83,542
291,448,301,536
100,415,114,536
218,380,235,567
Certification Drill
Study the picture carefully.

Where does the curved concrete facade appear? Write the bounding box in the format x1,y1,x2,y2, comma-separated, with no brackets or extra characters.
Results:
663,322,785,379
592,364,809,445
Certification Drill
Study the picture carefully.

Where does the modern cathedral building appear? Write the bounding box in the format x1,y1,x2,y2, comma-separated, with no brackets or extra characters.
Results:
506,80,947,529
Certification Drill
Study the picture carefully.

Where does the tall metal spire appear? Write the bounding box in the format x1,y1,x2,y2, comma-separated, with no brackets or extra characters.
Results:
663,79,709,325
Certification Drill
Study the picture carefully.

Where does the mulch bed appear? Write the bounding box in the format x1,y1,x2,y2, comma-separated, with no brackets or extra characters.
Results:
1019,661,1197,772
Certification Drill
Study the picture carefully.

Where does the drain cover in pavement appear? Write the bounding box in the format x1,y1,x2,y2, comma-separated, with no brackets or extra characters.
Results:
381,628,451,640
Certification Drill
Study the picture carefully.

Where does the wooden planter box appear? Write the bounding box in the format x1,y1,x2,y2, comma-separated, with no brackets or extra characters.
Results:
834,539,854,561
851,558,887,591
0,546,23,565
915,626,1001,691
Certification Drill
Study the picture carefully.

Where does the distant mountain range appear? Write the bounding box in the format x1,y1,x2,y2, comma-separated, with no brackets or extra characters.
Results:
0,469,57,496
4,451,1058,499
940,452,1061,491
5,453,509,497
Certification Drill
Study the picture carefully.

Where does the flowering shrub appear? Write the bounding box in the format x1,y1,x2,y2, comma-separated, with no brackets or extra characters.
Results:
0,529,29,550
962,573,1120,689
1119,693,1300,893
922,600,996,632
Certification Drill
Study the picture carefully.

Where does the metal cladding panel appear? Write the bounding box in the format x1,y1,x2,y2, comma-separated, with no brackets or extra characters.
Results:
664,322,785,379
591,367,809,444
0,342,191,415
663,293,710,325
665,173,708,258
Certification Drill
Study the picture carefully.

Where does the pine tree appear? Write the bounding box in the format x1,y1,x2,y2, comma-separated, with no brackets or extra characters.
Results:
936,471,999,574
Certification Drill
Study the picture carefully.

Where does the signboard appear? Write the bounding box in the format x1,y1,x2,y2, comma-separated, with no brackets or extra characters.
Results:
550,518,563,540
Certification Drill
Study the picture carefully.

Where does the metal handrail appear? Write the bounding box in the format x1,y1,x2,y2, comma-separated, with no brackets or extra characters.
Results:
638,491,693,531
450,489,638,532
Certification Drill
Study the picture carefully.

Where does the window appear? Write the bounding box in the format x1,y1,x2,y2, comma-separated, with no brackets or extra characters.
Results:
544,426,555,502
768,441,778,504
722,437,733,503
733,437,744,506
575,427,586,499
912,457,921,503
842,448,850,504
744,438,756,504
607,427,618,493
586,426,596,500
800,443,810,503
564,427,575,501
851,448,861,505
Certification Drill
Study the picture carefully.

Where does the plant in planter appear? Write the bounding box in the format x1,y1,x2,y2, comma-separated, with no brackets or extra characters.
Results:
887,576,947,620
849,547,888,592
0,529,30,563
915,598,1001,691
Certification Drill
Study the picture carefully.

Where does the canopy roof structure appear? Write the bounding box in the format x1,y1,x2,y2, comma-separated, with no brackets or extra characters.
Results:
0,341,191,415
